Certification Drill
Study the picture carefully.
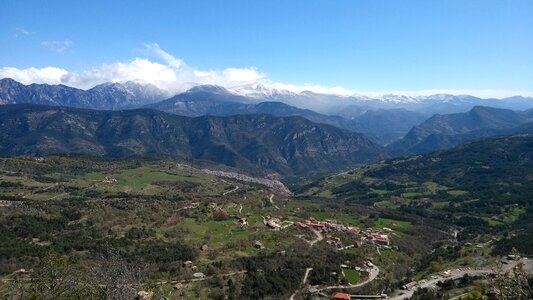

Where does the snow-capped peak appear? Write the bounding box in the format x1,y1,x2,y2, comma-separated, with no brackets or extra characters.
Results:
230,83,299,98
375,94,419,103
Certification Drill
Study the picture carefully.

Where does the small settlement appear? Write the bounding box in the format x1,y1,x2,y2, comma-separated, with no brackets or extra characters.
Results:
260,216,394,250
293,218,392,249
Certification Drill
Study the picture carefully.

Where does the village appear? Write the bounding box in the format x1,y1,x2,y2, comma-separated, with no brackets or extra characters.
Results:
263,215,393,249
152,199,397,300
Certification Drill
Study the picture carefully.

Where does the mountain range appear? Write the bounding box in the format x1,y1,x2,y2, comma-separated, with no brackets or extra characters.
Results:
1,78,533,147
230,83,533,116
0,104,387,176
144,85,447,144
0,78,168,110
390,106,533,154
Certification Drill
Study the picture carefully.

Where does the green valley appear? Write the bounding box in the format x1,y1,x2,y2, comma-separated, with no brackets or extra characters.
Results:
1,134,532,299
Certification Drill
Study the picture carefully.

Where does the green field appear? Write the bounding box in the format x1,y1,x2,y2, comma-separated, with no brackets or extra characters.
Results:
373,218,412,231
342,268,360,284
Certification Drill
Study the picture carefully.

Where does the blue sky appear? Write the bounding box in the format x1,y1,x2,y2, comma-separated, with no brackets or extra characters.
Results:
0,0,532,96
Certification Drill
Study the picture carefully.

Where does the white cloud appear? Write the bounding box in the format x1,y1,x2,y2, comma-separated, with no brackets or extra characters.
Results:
41,39,73,53
0,43,531,99
0,44,268,94
0,66,68,85
60,58,178,90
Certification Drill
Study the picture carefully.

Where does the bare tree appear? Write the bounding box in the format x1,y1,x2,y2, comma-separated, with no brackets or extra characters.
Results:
9,252,97,300
88,250,144,300
488,249,532,300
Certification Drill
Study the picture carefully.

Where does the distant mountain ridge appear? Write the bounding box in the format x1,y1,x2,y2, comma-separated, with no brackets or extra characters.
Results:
146,87,431,144
2,78,533,146
230,83,533,115
0,78,168,110
0,104,388,176
0,78,427,144
390,106,533,153
3,78,533,115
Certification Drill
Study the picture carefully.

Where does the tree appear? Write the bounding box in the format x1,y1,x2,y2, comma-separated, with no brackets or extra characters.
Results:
88,249,144,300
29,253,75,299
21,252,97,300
488,249,532,300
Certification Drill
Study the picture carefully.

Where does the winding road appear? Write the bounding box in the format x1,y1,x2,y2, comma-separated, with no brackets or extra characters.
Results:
268,193,280,210
389,258,533,300
222,185,239,195
318,264,380,291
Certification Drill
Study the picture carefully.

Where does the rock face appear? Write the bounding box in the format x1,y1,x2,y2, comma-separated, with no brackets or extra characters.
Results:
0,78,167,109
0,104,388,176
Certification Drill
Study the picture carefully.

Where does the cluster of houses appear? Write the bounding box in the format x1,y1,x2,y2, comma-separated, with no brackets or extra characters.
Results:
298,218,361,235
362,228,391,247
264,215,294,230
294,218,392,249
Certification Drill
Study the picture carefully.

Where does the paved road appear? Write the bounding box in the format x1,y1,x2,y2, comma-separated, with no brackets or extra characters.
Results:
389,258,533,300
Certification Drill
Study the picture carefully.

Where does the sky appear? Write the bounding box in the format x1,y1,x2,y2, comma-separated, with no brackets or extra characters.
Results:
0,0,532,97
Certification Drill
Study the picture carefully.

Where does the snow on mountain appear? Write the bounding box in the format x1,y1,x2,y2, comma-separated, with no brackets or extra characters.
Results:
0,78,168,109
230,83,298,98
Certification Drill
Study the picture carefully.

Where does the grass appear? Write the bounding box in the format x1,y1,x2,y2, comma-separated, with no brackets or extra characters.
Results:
483,207,525,226
401,192,423,198
284,199,320,211
342,268,360,284
374,218,412,231
370,188,388,195
374,200,400,209
78,166,226,195
114,167,201,187
317,190,334,198
502,207,525,223
448,190,467,196
179,218,249,247
432,201,450,208
310,211,361,226
379,249,404,267
483,217,504,226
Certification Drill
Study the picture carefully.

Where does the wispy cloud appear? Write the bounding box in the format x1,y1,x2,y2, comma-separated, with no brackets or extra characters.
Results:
14,27,35,38
41,39,73,54
144,43,184,69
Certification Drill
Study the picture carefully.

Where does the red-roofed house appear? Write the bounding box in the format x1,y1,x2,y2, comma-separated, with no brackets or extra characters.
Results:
331,292,351,300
